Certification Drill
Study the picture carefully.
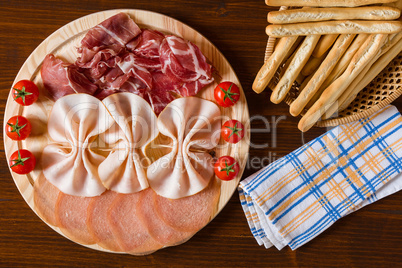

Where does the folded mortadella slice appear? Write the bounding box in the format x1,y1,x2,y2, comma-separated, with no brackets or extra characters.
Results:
147,97,221,199
55,193,96,245
33,174,61,227
99,92,159,194
137,188,192,246
86,190,122,252
42,94,115,197
154,178,221,232
108,191,163,254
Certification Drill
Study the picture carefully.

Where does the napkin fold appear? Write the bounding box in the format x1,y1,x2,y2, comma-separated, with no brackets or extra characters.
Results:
239,105,402,250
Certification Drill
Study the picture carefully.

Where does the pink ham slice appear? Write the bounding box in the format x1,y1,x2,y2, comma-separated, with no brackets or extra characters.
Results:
55,193,96,245
154,179,220,233
137,188,192,246
108,191,163,254
86,190,122,252
41,54,98,101
33,174,60,227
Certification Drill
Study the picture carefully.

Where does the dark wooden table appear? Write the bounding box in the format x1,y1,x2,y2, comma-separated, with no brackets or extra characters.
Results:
1,0,401,267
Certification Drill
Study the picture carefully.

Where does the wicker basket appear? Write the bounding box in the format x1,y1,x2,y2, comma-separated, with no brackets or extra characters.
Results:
265,7,402,127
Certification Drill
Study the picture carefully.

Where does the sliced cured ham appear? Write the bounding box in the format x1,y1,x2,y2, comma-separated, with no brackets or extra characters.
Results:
42,94,114,197
77,12,141,65
41,54,98,101
33,174,60,227
147,71,178,114
108,192,163,254
41,13,214,114
55,193,96,245
117,54,154,89
98,93,159,194
127,29,165,59
147,97,221,199
86,190,122,252
160,35,213,85
154,178,220,232
137,188,192,246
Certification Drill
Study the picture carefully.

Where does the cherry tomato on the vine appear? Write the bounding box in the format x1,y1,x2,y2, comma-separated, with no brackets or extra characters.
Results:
221,119,244,144
12,80,39,106
9,149,36,175
214,81,240,107
6,116,32,141
214,156,239,181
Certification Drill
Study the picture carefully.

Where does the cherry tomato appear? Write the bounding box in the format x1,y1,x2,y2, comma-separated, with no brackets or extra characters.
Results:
214,156,239,181
12,80,39,106
221,120,244,144
214,81,240,107
6,116,32,141
9,149,36,175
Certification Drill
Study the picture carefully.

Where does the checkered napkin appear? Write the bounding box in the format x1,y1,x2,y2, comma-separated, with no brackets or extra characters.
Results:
239,105,402,250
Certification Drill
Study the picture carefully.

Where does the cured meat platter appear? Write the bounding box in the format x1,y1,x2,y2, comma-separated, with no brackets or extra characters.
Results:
3,9,249,253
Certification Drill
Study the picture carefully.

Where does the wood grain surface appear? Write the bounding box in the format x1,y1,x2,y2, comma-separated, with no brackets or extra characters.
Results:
0,0,401,267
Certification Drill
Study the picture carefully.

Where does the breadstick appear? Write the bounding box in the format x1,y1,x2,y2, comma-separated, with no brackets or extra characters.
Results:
268,7,401,24
290,34,355,117
281,36,304,69
279,52,296,79
312,35,338,58
266,20,402,37
323,38,402,119
271,35,320,104
344,40,402,108
268,36,304,90
253,36,298,93
298,34,388,132
302,51,329,77
335,32,402,112
265,0,397,7
323,34,369,87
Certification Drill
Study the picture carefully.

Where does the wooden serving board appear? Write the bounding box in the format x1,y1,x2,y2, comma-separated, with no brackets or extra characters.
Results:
3,9,250,253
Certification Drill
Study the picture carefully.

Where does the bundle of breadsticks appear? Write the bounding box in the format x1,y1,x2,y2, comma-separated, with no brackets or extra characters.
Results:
253,0,402,132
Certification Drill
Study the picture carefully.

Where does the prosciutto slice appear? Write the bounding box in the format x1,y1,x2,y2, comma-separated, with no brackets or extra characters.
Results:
41,54,98,101
127,29,165,59
147,97,221,199
77,12,141,65
42,94,114,197
98,93,159,194
160,35,213,85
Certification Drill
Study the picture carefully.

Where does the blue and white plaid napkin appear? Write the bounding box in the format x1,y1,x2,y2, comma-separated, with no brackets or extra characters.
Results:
239,105,402,250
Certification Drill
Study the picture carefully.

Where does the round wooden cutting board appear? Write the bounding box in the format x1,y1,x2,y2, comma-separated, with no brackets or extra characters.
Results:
3,9,250,253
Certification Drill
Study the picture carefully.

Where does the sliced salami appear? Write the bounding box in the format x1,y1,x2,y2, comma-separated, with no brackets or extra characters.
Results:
33,174,60,227
55,193,96,245
108,192,163,254
154,179,220,232
86,191,122,252
137,188,192,246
